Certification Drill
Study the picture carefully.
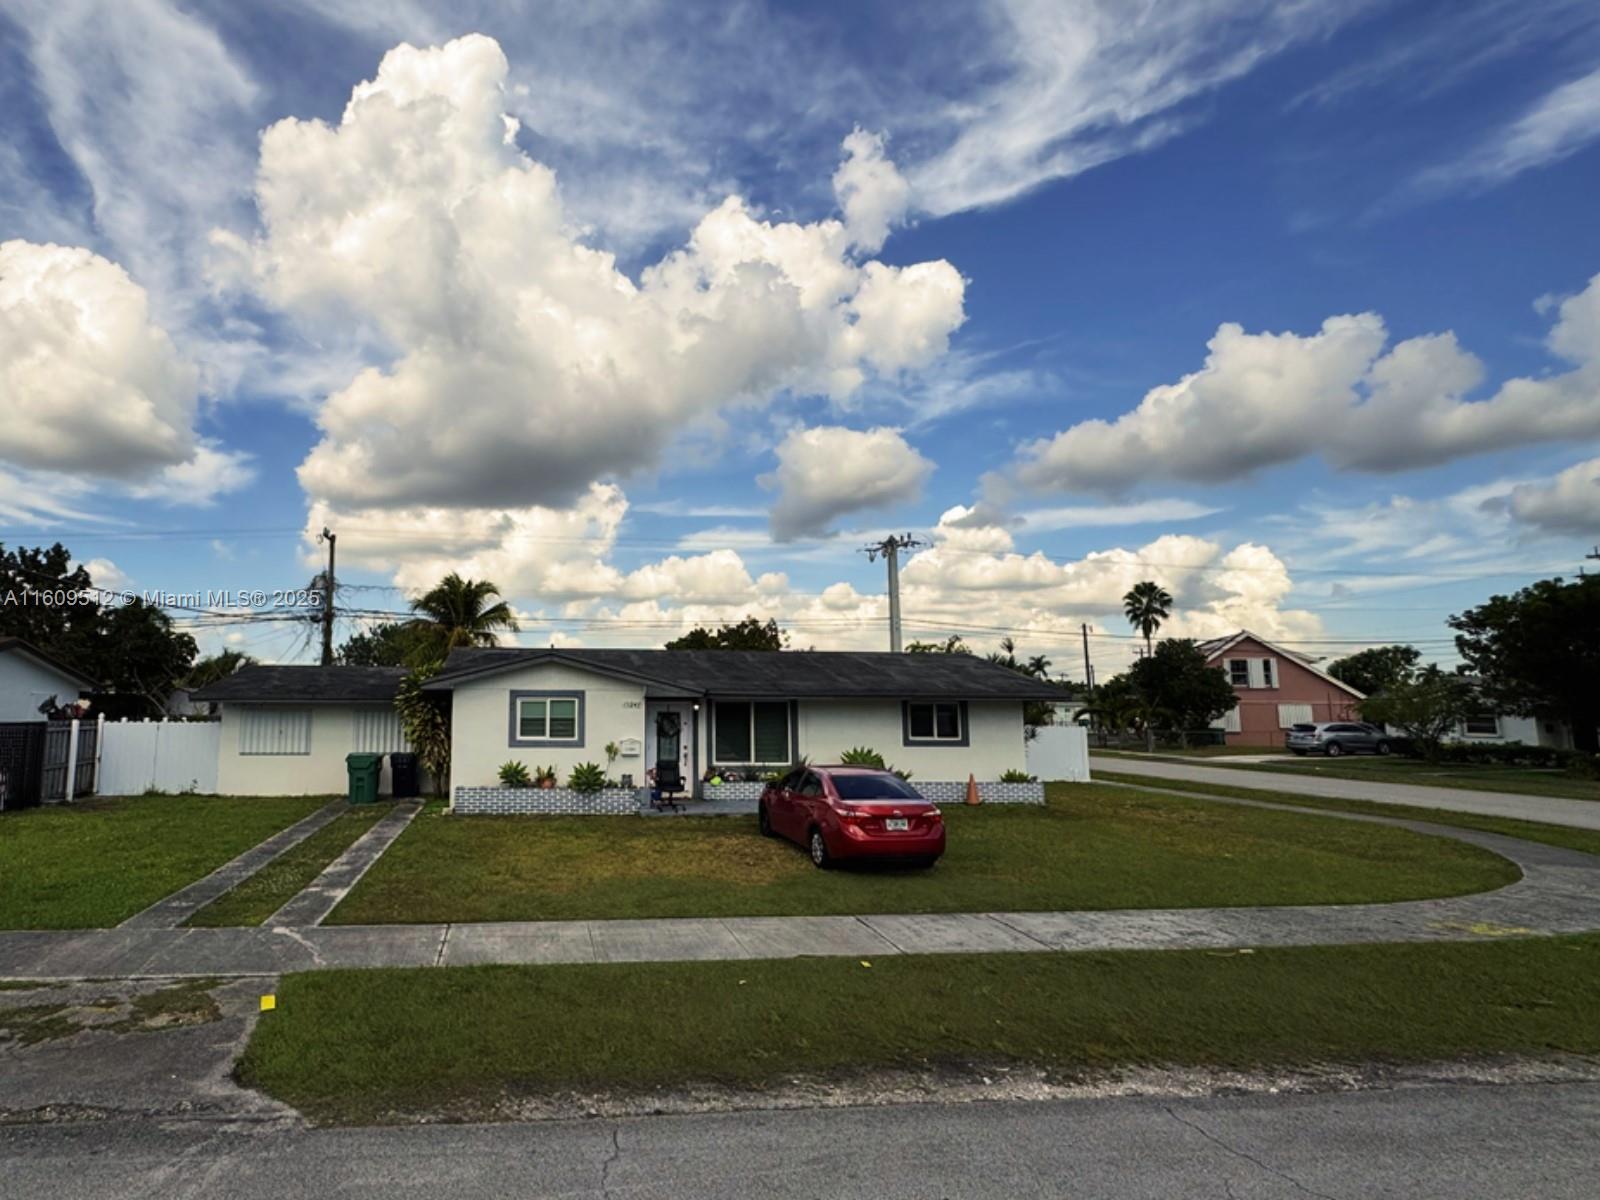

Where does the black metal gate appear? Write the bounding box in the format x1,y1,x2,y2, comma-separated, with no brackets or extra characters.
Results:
0,722,47,811
39,720,97,802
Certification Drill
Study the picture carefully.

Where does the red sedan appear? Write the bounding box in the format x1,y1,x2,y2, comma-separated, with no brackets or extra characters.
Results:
758,765,945,869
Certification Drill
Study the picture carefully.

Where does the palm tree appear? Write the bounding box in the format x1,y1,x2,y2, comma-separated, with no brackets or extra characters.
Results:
409,573,518,655
1123,580,1173,659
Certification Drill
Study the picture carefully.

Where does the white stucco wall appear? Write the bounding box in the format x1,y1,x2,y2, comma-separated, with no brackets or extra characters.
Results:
0,652,86,721
215,704,415,796
450,663,652,790
795,699,1026,780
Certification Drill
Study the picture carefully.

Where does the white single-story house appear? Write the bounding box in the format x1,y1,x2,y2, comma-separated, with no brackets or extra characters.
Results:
426,647,1065,813
191,665,416,796
190,650,1068,810
0,637,97,722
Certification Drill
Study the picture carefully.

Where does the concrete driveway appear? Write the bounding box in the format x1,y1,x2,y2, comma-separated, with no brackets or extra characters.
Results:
1092,755,1600,831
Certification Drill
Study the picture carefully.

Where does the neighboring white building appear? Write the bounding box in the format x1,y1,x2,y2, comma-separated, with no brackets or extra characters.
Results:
0,637,96,722
191,666,416,796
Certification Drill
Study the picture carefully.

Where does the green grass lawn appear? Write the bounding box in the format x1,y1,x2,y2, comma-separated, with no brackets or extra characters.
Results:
185,805,390,927
239,935,1600,1124
0,795,328,929
1094,770,1600,859
1097,749,1599,801
1236,756,1600,802
326,783,1517,925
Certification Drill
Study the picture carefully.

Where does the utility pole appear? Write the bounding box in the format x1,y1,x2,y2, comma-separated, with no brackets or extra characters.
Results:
1080,623,1095,701
317,526,337,666
861,533,924,652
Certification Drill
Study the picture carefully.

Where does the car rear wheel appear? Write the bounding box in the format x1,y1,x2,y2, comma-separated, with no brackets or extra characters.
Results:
808,827,831,869
1325,741,1345,757
758,803,774,837
1375,741,1391,756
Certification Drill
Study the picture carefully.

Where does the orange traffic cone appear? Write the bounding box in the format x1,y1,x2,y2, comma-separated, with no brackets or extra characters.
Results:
964,773,981,805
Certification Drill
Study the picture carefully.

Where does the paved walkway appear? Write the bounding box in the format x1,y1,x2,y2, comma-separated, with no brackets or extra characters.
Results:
263,802,421,928
117,801,347,930
1092,754,1600,830
4,790,1599,980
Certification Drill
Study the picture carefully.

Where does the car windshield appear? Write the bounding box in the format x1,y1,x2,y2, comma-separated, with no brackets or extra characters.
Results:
830,774,923,801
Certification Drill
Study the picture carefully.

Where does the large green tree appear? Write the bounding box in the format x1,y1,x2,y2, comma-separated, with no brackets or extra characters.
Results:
408,573,518,657
1448,576,1600,753
1358,667,1476,760
1325,644,1421,697
1,543,196,716
182,650,257,689
1127,639,1238,746
338,620,439,668
1122,580,1173,658
665,616,787,651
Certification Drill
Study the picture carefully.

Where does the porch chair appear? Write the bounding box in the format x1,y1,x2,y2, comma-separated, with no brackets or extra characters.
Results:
652,761,685,812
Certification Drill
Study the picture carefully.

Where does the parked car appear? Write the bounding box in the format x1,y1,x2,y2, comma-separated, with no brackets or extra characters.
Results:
1286,722,1391,757
758,765,945,869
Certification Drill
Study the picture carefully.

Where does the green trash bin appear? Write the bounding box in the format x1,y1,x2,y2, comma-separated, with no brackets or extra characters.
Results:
346,753,382,805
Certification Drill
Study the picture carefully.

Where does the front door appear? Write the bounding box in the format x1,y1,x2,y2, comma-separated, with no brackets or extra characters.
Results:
645,701,694,795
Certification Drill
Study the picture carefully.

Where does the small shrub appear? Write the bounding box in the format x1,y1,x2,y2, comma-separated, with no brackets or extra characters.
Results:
840,746,887,768
567,762,607,793
999,769,1036,783
533,764,558,787
497,761,531,788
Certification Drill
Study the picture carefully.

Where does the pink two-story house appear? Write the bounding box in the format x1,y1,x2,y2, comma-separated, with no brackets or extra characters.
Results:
1198,631,1365,748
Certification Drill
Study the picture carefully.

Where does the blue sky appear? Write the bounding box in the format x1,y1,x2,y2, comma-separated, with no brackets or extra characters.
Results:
1,0,1598,677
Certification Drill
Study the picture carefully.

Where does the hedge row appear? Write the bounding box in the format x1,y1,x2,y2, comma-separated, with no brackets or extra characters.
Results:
1403,741,1599,777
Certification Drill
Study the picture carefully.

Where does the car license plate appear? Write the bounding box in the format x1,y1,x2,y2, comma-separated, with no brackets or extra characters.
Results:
885,818,909,831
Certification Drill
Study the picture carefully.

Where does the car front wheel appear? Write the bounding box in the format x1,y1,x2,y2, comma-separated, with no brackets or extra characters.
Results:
1325,741,1344,757
758,803,774,837
808,828,832,869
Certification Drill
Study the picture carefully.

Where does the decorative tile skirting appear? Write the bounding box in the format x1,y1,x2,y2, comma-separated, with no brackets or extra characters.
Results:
454,779,1043,814
453,786,639,815
701,781,767,802
913,780,1045,805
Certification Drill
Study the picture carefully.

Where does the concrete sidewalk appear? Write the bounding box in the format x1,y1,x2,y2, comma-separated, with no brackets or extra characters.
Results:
1092,754,1600,830
117,801,347,930
5,800,1599,980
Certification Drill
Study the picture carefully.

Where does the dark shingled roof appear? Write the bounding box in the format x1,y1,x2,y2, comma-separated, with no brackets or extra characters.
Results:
191,665,407,704
424,648,1069,700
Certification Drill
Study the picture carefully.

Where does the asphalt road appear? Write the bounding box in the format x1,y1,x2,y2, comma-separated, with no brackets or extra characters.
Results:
1090,755,1600,831
4,1082,1597,1199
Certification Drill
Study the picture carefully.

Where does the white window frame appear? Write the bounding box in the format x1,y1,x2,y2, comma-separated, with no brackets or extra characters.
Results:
712,700,791,764
1260,658,1276,689
904,700,965,744
516,696,580,742
1277,703,1314,729
1461,714,1500,738
1227,659,1250,687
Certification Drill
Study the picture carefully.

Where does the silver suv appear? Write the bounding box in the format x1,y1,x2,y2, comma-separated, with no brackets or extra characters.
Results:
1286,722,1391,757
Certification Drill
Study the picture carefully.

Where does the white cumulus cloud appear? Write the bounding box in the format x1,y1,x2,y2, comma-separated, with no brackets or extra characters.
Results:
1008,271,1600,494
0,240,249,506
1507,457,1600,535
223,35,964,513
766,426,933,541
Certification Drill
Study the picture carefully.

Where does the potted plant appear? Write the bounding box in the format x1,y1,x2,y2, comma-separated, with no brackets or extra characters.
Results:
534,764,558,789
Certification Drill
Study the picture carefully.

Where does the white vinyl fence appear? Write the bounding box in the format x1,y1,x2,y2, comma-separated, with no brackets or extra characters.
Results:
1025,724,1091,782
96,717,221,796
